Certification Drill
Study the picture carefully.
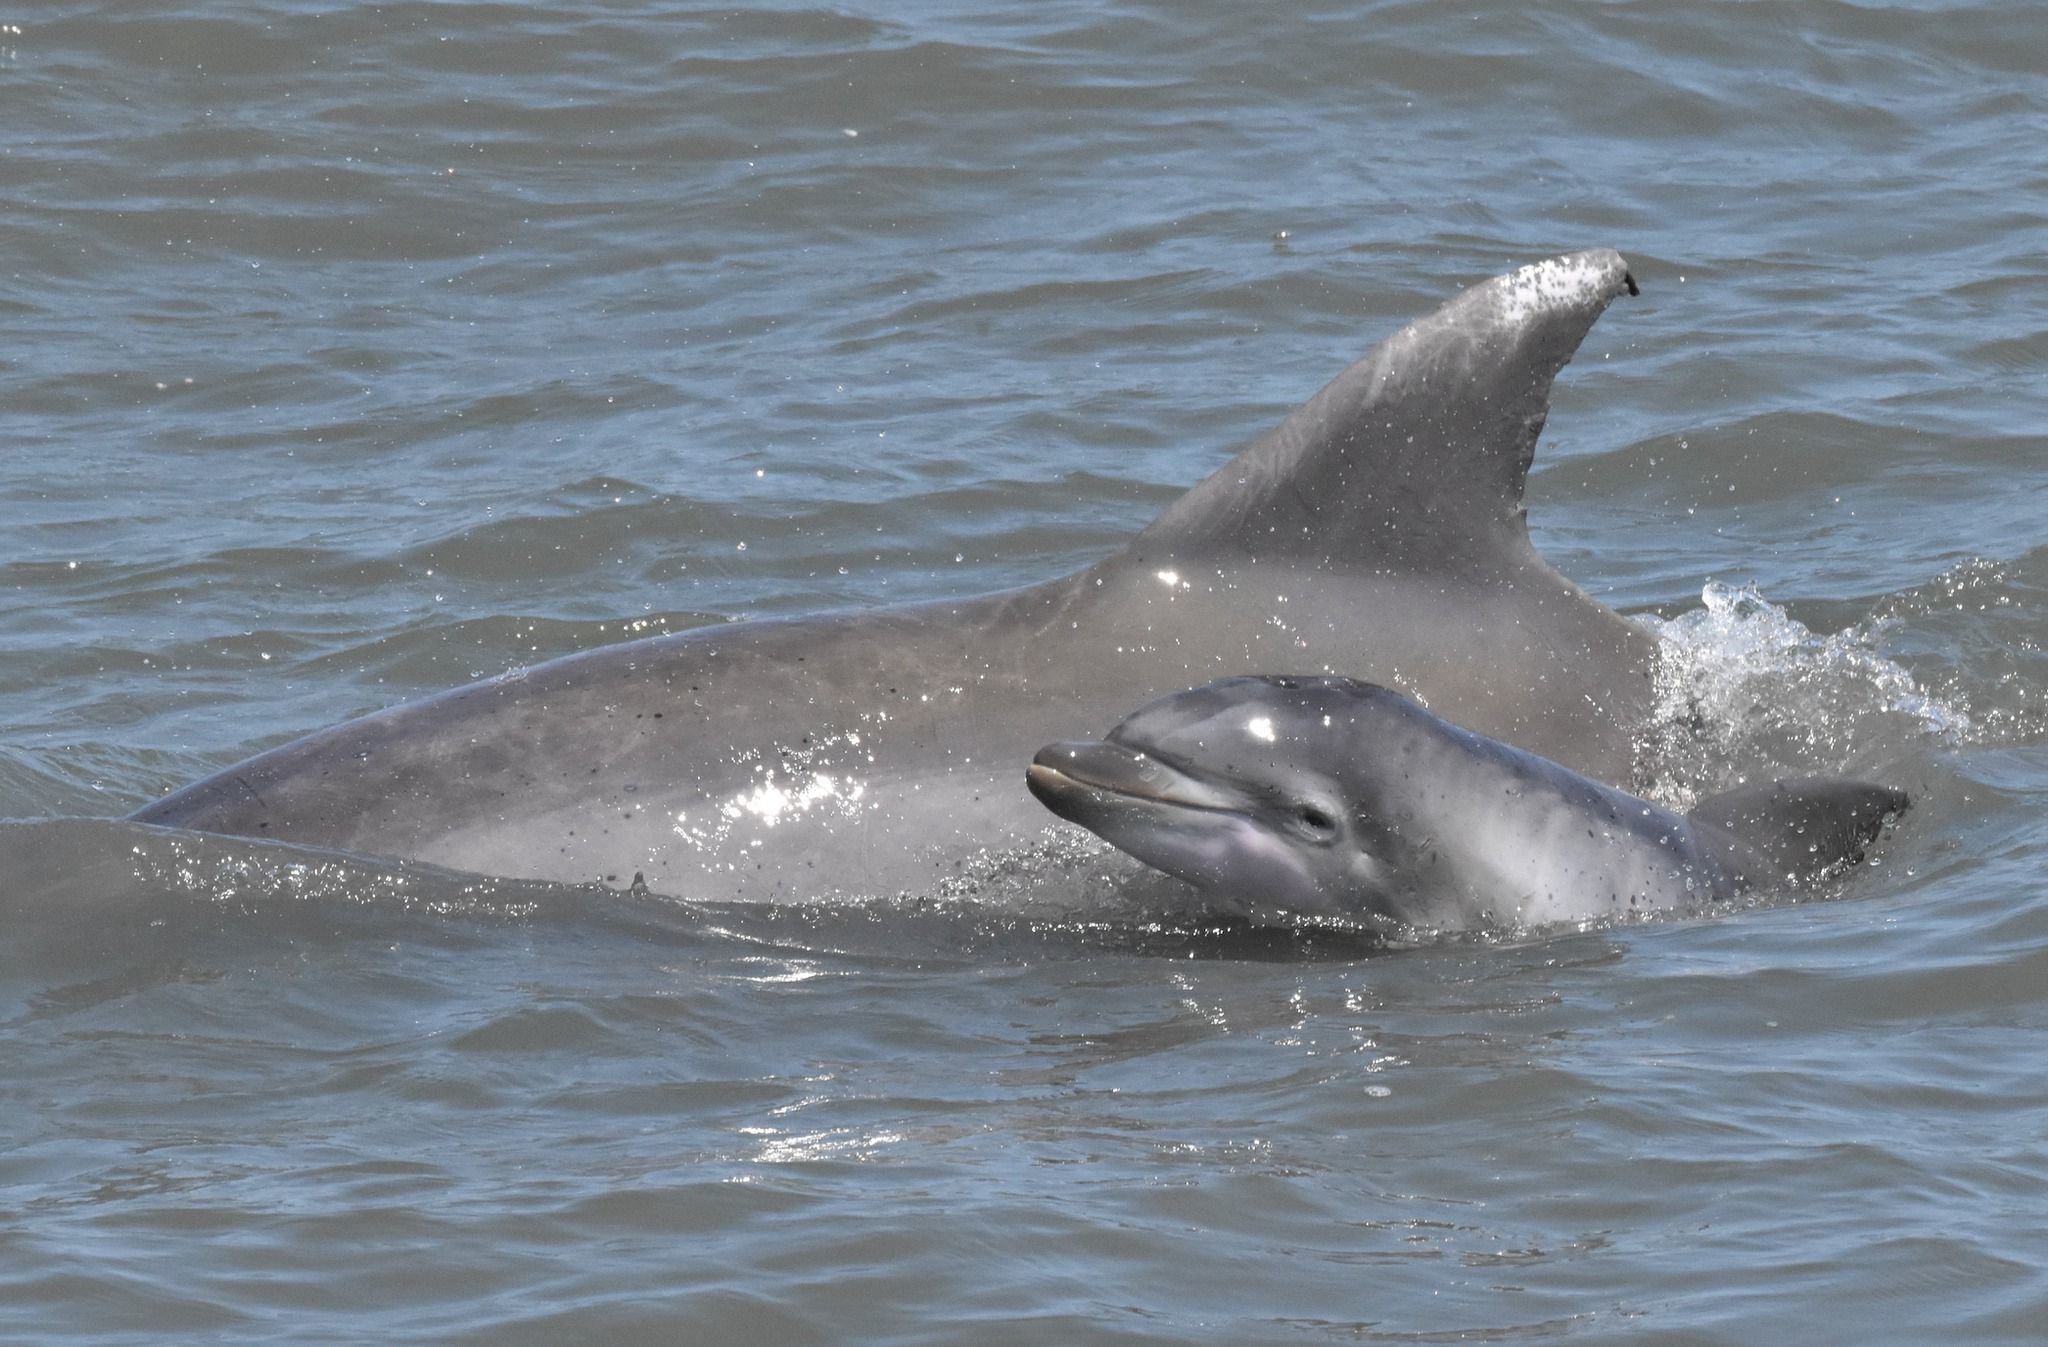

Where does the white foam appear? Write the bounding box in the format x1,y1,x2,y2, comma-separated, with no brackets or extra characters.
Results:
1635,580,1968,808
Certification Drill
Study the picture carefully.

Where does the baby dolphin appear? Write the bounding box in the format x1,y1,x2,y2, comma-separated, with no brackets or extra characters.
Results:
1027,676,1908,932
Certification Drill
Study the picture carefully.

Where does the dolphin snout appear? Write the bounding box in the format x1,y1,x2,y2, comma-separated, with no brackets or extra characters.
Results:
1026,740,1238,821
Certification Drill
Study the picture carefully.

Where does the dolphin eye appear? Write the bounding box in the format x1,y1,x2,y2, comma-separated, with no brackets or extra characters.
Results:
1296,805,1337,834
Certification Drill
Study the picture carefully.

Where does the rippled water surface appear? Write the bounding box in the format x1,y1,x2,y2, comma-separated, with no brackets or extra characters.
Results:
4,1,2046,1342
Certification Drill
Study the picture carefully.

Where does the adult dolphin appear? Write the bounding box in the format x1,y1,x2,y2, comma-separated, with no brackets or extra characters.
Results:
132,250,1656,901
1029,676,1907,932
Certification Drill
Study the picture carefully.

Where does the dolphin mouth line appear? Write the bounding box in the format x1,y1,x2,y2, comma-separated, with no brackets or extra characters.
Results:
1024,756,1241,816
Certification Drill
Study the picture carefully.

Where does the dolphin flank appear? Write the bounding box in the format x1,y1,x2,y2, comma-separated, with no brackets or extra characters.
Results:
1029,676,1909,932
133,251,1654,901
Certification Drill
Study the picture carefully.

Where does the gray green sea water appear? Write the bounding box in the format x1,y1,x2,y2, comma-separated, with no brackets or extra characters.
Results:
3,2,2045,1341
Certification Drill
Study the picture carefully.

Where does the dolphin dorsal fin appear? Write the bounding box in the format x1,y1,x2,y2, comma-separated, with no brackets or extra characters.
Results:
1129,250,1637,575
1687,778,1910,883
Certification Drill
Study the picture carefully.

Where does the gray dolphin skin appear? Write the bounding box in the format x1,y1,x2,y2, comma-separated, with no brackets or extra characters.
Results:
133,251,1659,901
1028,676,1909,931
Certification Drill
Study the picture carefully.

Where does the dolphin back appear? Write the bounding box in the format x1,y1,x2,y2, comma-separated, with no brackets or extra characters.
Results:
124,252,1663,898
1685,778,1910,886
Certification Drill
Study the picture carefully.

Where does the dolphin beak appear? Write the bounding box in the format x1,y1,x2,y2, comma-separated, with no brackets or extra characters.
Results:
1026,740,1238,821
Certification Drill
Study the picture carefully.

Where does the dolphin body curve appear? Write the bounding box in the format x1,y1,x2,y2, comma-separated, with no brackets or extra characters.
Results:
132,250,1655,901
1029,676,1908,932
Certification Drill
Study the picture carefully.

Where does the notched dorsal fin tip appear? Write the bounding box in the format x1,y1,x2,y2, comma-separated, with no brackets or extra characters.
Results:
1130,249,1637,573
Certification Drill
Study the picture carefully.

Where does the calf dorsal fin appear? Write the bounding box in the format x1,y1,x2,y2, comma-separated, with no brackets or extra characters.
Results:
1688,778,1910,883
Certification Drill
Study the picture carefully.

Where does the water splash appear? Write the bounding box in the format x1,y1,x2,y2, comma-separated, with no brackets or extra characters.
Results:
1635,580,1969,809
